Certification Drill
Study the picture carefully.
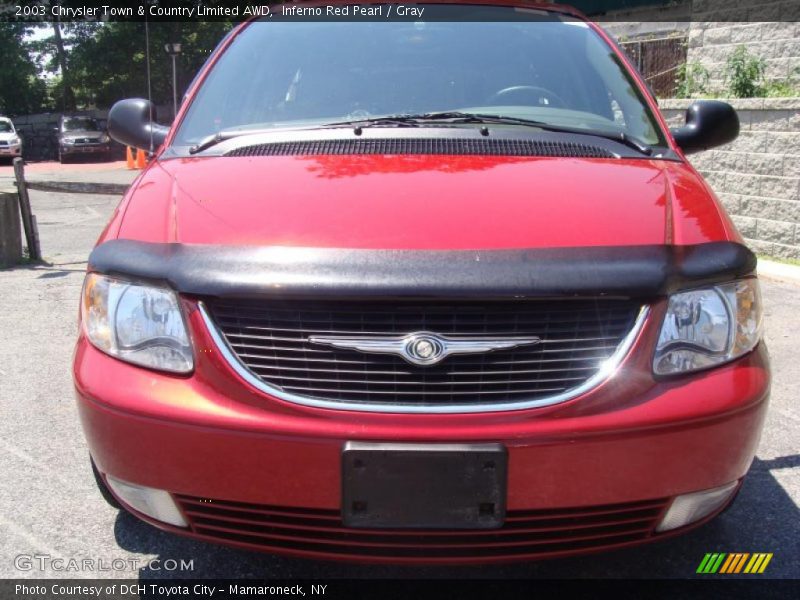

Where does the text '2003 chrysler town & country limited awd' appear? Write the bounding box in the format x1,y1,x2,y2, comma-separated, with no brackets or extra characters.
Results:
74,1,769,564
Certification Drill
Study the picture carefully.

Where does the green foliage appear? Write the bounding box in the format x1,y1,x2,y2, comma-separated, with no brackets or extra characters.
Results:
8,22,232,116
65,22,233,114
674,61,709,98
0,23,49,115
762,66,800,97
724,45,766,98
28,22,103,111
762,80,798,97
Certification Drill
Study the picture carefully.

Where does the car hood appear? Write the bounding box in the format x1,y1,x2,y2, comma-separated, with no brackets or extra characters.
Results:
0,132,18,141
116,154,734,249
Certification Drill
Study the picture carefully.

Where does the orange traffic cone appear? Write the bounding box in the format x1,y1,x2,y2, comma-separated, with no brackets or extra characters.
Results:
135,148,147,169
126,147,135,169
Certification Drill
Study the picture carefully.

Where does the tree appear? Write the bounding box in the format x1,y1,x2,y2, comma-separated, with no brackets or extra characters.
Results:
29,21,102,111
0,23,48,115
50,21,75,110
66,22,233,115
5,21,232,116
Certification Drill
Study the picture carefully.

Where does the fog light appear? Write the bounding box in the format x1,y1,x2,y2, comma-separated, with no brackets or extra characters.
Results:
656,482,738,532
105,476,187,527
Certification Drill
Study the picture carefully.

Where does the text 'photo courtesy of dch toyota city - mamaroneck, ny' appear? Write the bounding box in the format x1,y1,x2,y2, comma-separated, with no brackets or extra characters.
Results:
0,1,798,599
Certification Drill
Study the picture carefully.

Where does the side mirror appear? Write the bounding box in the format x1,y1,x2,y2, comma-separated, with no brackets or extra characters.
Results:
670,100,739,155
108,98,170,151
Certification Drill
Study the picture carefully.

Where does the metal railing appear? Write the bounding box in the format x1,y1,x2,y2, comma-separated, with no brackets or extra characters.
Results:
11,157,128,262
619,34,688,98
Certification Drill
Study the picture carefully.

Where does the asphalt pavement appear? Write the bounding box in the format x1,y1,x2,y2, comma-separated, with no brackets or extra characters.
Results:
0,161,797,581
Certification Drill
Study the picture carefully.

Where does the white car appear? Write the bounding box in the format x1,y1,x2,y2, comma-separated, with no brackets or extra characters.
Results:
0,117,23,161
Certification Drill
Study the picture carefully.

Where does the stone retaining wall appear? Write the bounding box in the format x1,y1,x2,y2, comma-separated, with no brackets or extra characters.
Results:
687,21,800,93
660,98,800,259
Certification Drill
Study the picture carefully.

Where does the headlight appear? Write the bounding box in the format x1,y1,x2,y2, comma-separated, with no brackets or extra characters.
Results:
654,279,762,375
81,273,193,373
100,134,110,143
9,136,20,145
63,137,76,144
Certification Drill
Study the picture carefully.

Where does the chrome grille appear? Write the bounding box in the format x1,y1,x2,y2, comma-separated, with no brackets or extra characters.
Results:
205,299,642,409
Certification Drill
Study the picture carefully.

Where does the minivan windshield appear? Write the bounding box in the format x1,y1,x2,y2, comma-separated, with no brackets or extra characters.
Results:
0,120,13,133
175,6,664,148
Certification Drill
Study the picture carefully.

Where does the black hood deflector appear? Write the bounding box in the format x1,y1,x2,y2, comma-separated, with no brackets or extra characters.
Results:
88,240,756,300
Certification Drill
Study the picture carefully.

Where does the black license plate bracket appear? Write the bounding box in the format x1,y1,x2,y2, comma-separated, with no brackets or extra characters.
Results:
342,442,507,529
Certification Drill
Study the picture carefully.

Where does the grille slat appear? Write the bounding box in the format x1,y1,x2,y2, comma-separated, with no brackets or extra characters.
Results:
244,373,588,386
232,363,600,376
213,351,615,367
223,332,625,345
279,386,570,396
225,341,620,355
181,507,662,536
206,299,640,407
175,496,666,560
191,519,655,550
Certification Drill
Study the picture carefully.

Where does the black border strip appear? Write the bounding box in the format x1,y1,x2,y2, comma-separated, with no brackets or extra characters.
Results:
4,1,800,23
0,578,797,599
87,240,756,299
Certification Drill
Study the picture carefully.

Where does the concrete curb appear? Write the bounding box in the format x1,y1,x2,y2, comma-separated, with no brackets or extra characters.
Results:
757,258,800,285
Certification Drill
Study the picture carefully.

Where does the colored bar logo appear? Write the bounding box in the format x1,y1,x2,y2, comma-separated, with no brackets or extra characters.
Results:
697,553,773,574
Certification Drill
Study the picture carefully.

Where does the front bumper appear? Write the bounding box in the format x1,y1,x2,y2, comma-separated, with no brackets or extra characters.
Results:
74,301,770,563
0,144,21,156
61,143,110,155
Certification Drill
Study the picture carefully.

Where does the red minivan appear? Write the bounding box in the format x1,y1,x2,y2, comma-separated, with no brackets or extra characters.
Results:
75,1,769,564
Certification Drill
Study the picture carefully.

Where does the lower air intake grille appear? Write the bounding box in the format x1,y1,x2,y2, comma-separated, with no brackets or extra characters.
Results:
175,495,667,562
224,138,615,158
204,298,641,409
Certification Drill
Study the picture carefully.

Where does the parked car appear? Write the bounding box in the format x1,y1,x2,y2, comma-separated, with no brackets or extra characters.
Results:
57,115,111,163
76,1,768,564
0,116,22,162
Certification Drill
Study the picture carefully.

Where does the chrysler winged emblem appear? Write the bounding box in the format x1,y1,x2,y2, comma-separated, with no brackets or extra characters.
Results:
308,331,541,366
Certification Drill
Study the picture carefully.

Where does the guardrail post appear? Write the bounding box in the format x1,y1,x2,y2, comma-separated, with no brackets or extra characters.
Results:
12,157,41,261
0,190,23,267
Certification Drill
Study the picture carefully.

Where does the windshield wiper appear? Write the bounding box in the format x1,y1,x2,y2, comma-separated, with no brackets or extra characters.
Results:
189,128,275,154
430,112,654,155
322,116,427,129
189,114,437,154
323,112,480,133
325,111,653,155
189,116,446,154
465,114,654,156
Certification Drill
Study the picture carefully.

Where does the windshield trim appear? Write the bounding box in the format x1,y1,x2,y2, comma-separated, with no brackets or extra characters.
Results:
165,124,680,161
